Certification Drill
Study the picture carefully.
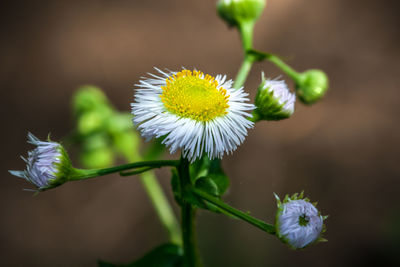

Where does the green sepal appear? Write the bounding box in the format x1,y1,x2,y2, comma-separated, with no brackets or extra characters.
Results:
98,243,183,267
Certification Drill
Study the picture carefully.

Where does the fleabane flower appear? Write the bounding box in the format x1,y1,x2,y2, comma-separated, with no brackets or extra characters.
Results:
131,68,254,162
9,133,72,191
274,192,327,249
254,74,295,121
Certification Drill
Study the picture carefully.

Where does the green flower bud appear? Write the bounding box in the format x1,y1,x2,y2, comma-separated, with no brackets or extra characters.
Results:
295,69,329,104
254,74,296,121
112,131,141,162
80,134,114,168
80,147,114,169
77,111,105,135
106,113,134,134
274,192,328,249
72,85,110,114
217,0,266,26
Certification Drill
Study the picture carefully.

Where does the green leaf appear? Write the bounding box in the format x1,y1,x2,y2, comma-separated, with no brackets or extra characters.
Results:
98,243,183,267
207,159,229,195
195,177,219,197
192,177,220,211
189,157,230,197
189,156,210,183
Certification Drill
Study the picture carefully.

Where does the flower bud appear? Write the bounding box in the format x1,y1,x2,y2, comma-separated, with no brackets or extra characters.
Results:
217,0,266,26
72,85,110,115
80,133,114,169
274,192,327,249
295,69,328,104
254,74,295,121
9,133,73,190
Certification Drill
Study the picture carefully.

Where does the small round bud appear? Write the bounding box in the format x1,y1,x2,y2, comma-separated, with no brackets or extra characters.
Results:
80,134,114,169
72,85,109,114
77,111,105,135
9,133,73,190
254,74,295,121
80,147,114,169
295,69,328,104
217,0,266,26
275,192,327,249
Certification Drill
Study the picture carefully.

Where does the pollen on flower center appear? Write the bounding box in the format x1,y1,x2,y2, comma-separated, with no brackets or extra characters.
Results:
160,70,230,122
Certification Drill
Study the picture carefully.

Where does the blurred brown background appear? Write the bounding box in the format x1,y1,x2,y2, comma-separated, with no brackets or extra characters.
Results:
1,0,399,266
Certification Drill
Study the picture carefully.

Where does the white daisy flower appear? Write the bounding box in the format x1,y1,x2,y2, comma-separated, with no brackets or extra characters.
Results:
9,133,72,190
254,74,295,121
131,68,255,162
274,192,327,249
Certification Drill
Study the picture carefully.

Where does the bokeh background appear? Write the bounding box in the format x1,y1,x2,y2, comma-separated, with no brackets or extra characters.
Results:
1,0,399,266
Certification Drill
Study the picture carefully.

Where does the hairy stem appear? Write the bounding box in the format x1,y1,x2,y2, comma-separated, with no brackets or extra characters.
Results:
139,171,182,245
178,157,201,267
190,187,276,235
233,21,256,89
263,53,299,82
70,160,179,180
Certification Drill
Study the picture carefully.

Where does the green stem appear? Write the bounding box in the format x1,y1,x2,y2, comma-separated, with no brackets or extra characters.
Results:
120,166,156,176
233,20,256,89
233,54,255,89
139,171,182,245
122,137,182,246
190,187,276,235
178,157,201,267
238,20,254,51
70,160,179,180
263,53,300,82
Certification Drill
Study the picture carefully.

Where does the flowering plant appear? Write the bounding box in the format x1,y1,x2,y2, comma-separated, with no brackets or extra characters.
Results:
9,0,329,266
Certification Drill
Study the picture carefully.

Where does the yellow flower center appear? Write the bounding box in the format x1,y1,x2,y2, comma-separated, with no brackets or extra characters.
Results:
160,70,230,122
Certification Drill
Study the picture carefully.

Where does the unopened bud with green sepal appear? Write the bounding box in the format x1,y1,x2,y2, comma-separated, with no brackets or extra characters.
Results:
217,0,266,27
9,133,74,191
253,73,296,121
295,69,329,104
274,191,328,249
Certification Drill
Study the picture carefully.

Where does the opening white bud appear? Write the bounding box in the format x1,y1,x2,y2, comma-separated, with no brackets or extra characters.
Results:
275,192,327,249
9,133,72,190
254,74,295,121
